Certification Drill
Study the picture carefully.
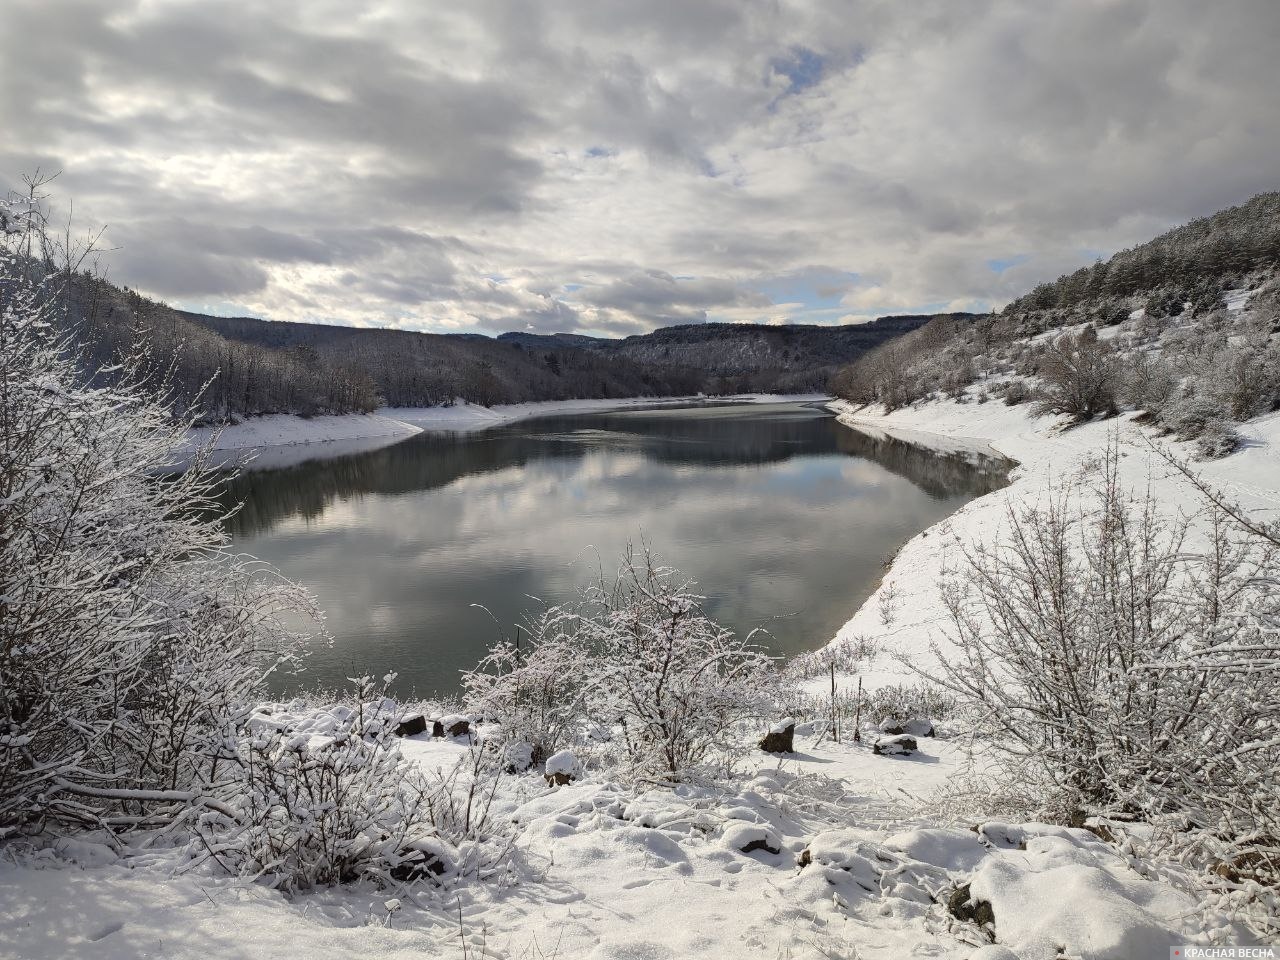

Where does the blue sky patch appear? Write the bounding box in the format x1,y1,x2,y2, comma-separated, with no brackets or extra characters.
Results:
770,47,827,96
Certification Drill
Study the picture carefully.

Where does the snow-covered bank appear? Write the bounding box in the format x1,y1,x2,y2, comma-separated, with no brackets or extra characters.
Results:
823,398,1280,691
0,713,1223,960
183,394,830,458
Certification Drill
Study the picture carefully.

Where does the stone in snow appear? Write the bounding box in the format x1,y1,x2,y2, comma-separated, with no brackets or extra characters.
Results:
758,720,795,754
721,820,782,856
872,734,917,755
545,749,577,786
877,716,934,738
394,713,427,737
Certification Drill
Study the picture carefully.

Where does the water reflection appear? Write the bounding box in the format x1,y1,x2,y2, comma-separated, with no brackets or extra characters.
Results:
219,403,1009,697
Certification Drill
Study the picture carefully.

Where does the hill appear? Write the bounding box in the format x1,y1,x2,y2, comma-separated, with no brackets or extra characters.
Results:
62,272,943,423
831,190,1280,457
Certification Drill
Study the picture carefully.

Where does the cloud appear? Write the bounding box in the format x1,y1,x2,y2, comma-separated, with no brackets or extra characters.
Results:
2,0,1277,334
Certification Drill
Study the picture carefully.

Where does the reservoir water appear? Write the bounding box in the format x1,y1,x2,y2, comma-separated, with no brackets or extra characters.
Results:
218,402,1008,697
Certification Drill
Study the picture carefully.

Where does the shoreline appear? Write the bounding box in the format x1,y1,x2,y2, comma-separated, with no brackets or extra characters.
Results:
184,393,831,455
819,397,1280,692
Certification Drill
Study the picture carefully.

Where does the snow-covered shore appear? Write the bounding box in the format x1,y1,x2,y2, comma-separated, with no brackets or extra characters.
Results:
822,397,1280,691
185,393,831,454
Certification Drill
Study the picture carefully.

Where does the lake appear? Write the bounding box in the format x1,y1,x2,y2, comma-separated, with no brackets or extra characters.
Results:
218,402,1009,698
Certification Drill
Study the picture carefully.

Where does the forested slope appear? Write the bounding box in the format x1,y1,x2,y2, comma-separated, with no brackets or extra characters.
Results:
831,190,1280,457
61,271,940,424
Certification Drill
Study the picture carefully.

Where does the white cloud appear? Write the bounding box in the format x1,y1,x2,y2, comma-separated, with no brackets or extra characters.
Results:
2,0,1276,335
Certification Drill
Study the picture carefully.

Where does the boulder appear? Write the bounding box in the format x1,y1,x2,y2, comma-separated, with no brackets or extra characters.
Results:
721,821,782,856
948,882,995,928
758,719,795,754
431,719,445,738
872,734,917,756
877,717,934,738
390,836,453,882
394,713,427,737
544,749,578,786
439,714,471,738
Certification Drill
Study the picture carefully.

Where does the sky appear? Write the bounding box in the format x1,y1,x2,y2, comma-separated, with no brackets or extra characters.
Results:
2,0,1278,338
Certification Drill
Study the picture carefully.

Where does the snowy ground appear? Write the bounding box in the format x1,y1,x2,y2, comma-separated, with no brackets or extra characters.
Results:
0,719,1219,960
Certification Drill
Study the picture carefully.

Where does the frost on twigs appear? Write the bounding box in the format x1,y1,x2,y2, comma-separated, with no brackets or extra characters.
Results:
463,545,778,783
926,439,1280,937
0,177,318,840
188,677,511,892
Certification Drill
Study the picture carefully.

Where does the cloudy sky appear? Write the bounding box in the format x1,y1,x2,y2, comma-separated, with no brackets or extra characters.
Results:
3,0,1277,337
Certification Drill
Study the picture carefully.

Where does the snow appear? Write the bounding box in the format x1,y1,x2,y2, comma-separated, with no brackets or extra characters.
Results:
0,715,1237,959
818,398,1280,694
969,832,1195,960
544,749,577,776
719,819,782,854
1224,287,1252,311
10,391,1278,957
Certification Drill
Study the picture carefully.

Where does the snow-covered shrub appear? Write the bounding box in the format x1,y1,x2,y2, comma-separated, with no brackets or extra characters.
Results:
785,635,878,682
462,611,592,767
581,550,778,779
1118,473,1280,937
1195,419,1241,459
1213,341,1280,420
193,679,509,891
999,378,1033,407
1161,392,1233,443
0,181,316,836
465,547,777,781
926,444,1274,821
861,683,956,728
1032,327,1120,422
1120,353,1179,418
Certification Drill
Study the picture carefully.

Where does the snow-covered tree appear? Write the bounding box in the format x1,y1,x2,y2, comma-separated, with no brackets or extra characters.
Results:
0,177,317,837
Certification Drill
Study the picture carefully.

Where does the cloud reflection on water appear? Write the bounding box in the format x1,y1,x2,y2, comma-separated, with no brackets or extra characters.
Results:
221,404,1008,696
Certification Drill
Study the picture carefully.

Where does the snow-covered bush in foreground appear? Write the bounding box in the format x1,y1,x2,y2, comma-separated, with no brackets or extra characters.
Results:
191,678,510,892
463,613,592,767
929,443,1280,936
464,547,777,781
0,181,317,837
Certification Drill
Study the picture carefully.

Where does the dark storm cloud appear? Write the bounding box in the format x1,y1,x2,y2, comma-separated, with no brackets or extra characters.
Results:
2,0,1277,331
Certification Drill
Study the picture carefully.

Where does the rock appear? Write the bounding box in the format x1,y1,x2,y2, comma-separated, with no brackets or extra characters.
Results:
872,734,917,755
502,741,534,774
758,719,795,754
877,717,934,737
721,821,782,856
394,713,427,737
439,714,471,738
544,749,578,786
431,719,445,738
948,882,995,928
390,837,452,882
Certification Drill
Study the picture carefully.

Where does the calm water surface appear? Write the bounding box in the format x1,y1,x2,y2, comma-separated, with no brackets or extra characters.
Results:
219,403,1009,697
